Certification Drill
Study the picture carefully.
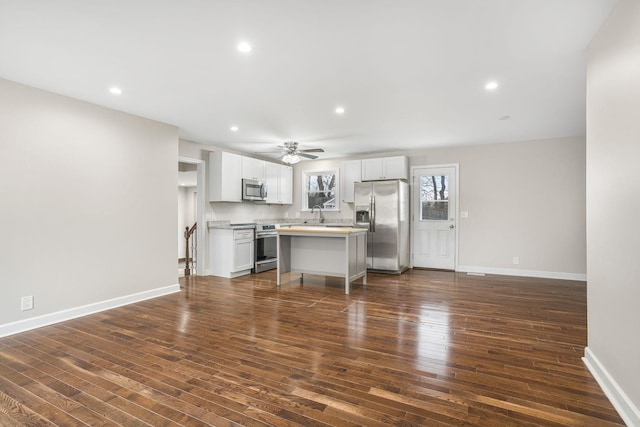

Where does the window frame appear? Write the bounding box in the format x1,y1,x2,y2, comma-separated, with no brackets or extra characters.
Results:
301,169,340,212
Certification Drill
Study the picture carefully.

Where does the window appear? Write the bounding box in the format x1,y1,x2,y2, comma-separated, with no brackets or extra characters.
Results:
420,175,449,220
302,169,339,211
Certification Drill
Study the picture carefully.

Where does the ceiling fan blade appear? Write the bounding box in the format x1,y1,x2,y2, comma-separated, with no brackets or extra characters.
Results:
298,153,319,159
255,149,287,154
299,148,324,153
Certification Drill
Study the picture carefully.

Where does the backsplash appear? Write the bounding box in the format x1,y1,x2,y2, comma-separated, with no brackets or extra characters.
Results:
206,201,285,223
206,201,354,225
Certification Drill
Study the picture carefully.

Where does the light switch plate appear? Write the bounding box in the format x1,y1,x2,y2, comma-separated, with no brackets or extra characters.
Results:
460,211,469,218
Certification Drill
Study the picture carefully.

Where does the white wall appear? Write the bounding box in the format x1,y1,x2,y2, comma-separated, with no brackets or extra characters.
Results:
285,137,587,279
0,78,179,331
585,0,640,423
410,137,586,277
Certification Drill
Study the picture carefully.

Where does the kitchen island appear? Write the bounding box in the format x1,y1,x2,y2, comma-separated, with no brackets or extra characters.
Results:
277,226,367,294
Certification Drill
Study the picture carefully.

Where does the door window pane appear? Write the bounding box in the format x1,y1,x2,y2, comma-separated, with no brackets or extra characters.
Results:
420,175,449,220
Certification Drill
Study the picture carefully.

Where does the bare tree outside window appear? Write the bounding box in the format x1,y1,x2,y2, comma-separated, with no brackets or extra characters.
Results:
304,171,338,210
420,175,449,220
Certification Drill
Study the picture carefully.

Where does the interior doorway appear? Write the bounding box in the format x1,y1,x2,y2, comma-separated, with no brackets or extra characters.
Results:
178,157,205,277
412,164,458,270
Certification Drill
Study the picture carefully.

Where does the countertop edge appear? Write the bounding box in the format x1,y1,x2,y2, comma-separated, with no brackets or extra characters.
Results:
277,227,366,235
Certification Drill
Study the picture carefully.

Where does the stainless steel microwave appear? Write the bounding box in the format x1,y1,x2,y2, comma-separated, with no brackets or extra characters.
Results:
242,179,267,201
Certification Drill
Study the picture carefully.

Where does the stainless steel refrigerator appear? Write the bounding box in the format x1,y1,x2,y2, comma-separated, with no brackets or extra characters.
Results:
354,180,409,273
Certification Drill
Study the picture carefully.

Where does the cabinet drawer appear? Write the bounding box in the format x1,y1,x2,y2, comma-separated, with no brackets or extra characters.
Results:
234,229,254,240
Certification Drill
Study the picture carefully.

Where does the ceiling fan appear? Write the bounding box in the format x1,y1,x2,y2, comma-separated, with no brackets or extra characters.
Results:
261,141,324,164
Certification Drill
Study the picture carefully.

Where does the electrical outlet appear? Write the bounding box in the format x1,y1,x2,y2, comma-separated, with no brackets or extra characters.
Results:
512,256,520,265
21,296,34,311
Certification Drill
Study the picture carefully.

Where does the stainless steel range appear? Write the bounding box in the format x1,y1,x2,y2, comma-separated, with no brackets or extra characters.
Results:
254,224,278,272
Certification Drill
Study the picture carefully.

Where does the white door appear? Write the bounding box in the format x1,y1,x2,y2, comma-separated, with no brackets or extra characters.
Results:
412,166,457,270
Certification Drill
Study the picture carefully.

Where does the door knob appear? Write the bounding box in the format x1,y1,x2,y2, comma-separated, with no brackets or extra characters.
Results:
449,224,455,229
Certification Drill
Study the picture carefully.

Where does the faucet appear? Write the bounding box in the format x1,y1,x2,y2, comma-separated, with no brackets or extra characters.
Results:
311,205,325,223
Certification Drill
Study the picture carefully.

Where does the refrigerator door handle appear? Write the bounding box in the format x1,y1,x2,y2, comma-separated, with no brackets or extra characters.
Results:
371,195,375,232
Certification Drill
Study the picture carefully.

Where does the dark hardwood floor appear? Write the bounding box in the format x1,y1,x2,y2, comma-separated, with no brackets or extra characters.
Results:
0,270,624,426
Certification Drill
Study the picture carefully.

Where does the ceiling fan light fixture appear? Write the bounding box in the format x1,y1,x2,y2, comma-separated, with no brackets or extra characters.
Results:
282,154,300,164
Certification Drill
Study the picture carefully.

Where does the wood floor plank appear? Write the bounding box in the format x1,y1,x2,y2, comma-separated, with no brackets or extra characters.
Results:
2,336,191,427
0,269,625,426
43,325,338,426
0,389,53,426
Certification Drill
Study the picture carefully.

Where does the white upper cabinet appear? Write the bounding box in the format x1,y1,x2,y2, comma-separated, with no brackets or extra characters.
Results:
382,156,409,179
209,152,242,202
210,152,291,204
265,162,279,203
361,156,408,181
342,160,362,203
265,162,292,204
361,158,383,181
279,164,293,204
241,156,266,181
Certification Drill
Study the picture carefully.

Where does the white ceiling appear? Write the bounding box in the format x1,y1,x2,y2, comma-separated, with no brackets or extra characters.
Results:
0,0,617,161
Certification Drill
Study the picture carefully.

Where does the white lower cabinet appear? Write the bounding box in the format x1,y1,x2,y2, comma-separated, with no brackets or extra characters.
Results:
209,228,254,278
233,229,254,271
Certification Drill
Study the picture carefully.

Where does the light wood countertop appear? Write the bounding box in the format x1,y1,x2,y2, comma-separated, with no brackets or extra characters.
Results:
277,226,366,234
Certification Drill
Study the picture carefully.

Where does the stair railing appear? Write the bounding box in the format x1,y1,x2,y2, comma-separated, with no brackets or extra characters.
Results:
184,222,197,276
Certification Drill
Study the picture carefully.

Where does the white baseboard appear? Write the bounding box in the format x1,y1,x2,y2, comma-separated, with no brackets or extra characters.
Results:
457,265,587,281
0,284,181,338
583,347,640,427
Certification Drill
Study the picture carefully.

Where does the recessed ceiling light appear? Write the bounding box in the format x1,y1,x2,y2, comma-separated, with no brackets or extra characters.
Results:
230,126,239,132
109,86,122,95
237,42,252,53
485,81,498,91
335,106,345,115
498,115,511,120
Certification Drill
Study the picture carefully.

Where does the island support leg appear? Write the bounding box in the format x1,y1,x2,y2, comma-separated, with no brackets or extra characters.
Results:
277,234,294,287
345,236,350,295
